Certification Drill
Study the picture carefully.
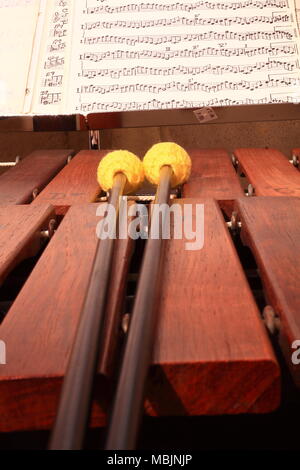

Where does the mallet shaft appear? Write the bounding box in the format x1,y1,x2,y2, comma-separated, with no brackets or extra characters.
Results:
49,173,127,450
106,166,173,450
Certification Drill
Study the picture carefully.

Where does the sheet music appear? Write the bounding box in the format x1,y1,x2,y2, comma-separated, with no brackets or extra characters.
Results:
31,0,74,114
65,0,300,114
0,0,40,115
296,0,300,30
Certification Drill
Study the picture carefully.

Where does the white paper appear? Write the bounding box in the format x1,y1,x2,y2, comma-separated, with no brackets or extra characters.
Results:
66,0,300,114
31,0,74,114
296,0,300,30
1,0,300,115
0,0,40,115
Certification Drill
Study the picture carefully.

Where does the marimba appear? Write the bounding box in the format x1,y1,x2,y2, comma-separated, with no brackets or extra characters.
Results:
0,146,300,449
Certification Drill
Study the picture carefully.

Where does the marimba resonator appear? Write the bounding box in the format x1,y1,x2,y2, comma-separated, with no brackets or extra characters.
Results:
0,146,300,448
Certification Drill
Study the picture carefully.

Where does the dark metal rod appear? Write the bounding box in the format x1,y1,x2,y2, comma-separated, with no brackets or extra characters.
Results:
106,165,173,450
49,173,127,450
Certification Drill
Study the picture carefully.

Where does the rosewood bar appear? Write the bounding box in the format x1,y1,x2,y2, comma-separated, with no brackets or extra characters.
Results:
0,150,73,205
234,148,300,197
183,149,244,214
32,151,110,215
146,198,280,416
235,196,300,387
0,204,134,432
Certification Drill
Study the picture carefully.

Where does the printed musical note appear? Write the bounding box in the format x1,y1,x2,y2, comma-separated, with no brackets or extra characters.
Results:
32,0,300,113
77,77,300,95
40,90,62,105
85,1,289,15
66,0,300,113
79,94,298,113
32,0,73,113
82,14,292,31
79,60,298,80
43,71,63,87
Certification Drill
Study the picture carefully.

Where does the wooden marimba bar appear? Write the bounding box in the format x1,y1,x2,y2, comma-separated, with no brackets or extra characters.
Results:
0,147,300,444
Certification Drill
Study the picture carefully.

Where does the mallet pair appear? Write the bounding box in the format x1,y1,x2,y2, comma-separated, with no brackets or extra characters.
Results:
49,143,192,450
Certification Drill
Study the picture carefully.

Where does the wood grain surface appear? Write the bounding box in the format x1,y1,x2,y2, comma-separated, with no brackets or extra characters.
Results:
0,205,55,285
145,198,280,416
32,151,109,215
0,150,73,205
0,204,134,432
236,196,300,387
234,148,300,196
0,198,282,431
183,149,244,214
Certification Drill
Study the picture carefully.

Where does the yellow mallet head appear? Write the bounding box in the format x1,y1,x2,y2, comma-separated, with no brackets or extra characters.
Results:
143,142,192,188
97,150,144,194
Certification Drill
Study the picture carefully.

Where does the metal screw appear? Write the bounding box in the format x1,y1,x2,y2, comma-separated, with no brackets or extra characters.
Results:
32,188,39,200
246,184,255,197
227,211,242,231
263,306,280,335
289,155,299,168
40,219,57,240
231,154,239,169
121,314,131,334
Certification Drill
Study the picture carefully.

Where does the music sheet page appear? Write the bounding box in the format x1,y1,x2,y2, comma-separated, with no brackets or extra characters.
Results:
296,0,300,28
65,0,300,115
31,0,74,114
0,0,40,115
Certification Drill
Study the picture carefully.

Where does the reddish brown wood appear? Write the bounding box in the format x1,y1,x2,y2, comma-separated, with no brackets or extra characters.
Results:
0,150,73,205
183,149,244,214
0,204,133,432
79,113,122,130
0,205,55,285
0,200,281,432
234,148,300,196
235,197,300,387
145,198,280,416
99,202,136,376
32,151,109,215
